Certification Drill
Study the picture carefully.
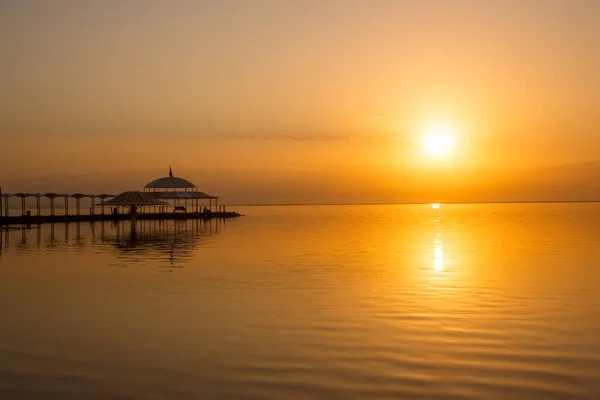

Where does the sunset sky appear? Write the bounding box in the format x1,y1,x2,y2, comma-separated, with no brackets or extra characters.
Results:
1,0,599,203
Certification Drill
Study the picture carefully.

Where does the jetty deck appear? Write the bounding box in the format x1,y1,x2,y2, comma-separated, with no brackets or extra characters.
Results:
0,168,240,226
0,211,240,226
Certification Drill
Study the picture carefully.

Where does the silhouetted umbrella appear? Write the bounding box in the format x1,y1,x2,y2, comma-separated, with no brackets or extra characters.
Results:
58,194,71,215
1,193,12,218
43,193,60,215
72,193,90,215
97,191,168,207
30,193,42,216
97,191,169,224
13,193,32,215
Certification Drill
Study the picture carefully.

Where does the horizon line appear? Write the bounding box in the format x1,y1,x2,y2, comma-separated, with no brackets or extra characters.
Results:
230,200,600,207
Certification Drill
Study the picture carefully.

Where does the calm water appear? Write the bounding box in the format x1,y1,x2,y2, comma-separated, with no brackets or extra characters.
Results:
1,204,599,399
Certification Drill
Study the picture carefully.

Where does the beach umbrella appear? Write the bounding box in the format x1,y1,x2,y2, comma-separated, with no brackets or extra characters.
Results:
59,194,70,215
30,193,42,216
72,193,90,215
44,193,59,216
13,193,32,216
97,191,169,225
1,192,12,218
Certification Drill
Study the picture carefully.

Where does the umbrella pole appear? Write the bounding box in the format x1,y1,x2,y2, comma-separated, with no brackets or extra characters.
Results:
130,205,137,233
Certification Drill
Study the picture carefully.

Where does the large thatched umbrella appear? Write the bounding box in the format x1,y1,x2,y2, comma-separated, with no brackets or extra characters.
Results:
97,191,169,225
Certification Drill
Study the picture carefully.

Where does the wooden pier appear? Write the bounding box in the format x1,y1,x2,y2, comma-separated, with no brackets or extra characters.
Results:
0,188,239,227
0,210,241,226
0,169,238,227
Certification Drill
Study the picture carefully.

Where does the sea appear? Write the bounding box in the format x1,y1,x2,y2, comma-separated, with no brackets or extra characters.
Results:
0,203,599,399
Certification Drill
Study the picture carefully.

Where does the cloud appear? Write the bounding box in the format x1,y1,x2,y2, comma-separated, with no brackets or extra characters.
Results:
209,133,347,142
200,131,412,143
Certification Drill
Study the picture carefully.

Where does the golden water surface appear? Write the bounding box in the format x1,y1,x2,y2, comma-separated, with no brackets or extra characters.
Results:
0,204,599,399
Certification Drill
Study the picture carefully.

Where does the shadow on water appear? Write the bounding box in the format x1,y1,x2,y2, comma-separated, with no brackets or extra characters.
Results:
102,219,223,267
0,218,225,268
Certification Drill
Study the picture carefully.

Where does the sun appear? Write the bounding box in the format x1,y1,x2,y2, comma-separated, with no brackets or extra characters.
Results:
420,123,457,158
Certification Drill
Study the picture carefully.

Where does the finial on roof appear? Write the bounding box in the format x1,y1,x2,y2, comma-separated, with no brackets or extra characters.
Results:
169,166,173,177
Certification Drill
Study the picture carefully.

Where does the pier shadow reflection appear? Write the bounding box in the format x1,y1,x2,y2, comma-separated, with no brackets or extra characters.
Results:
0,218,224,268
99,219,222,267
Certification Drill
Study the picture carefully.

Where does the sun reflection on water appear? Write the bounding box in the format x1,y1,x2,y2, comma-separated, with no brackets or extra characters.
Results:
431,204,444,273
434,232,444,273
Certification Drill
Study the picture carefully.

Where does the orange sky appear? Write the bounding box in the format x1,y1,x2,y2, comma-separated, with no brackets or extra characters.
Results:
1,1,599,203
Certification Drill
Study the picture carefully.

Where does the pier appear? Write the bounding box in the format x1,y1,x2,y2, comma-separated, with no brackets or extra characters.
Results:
0,168,240,227
0,210,240,226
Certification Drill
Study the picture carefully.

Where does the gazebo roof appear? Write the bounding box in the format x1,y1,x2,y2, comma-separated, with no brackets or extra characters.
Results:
145,167,196,189
98,191,169,206
145,176,196,189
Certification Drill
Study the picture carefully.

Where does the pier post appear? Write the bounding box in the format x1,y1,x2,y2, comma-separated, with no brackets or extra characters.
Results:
0,188,3,238
36,196,41,216
64,197,69,216
21,197,26,217
130,205,138,234
91,195,95,215
50,198,55,216
76,198,81,216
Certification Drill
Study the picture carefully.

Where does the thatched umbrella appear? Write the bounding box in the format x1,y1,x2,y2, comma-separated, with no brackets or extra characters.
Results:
97,191,169,226
30,193,42,216
71,193,90,215
44,193,60,216
13,193,32,216
1,192,12,218
58,194,72,215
